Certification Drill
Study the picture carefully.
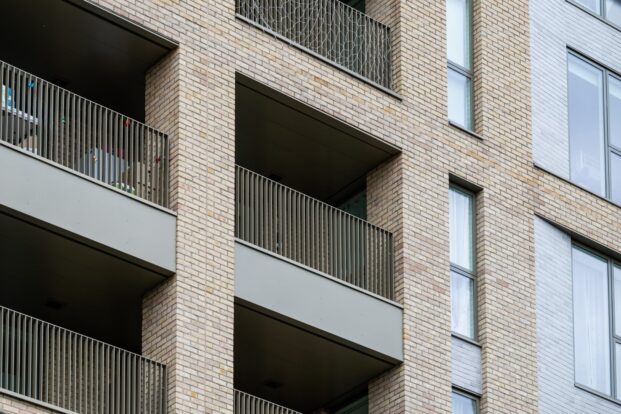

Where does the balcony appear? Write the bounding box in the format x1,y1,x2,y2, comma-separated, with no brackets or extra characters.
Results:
0,306,166,414
0,59,169,208
234,77,401,412
235,0,392,90
234,167,401,412
236,165,393,299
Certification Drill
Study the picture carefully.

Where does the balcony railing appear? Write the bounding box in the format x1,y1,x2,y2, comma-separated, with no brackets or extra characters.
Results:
235,165,394,299
0,306,166,414
0,60,170,208
236,0,392,90
235,389,301,414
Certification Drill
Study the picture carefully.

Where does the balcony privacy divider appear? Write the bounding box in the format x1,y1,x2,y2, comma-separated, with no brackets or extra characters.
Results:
235,389,301,414
0,60,170,208
235,0,392,90
0,306,166,414
235,165,394,300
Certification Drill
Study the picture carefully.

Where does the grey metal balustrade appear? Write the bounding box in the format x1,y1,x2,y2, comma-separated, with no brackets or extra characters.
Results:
235,389,301,414
235,165,394,299
0,60,170,208
0,306,166,414
236,0,392,90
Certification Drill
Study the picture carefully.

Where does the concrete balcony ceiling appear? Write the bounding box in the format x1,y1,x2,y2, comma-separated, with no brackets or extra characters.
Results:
0,0,176,120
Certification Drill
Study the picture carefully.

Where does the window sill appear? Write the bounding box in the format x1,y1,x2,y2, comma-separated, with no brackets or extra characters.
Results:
451,332,481,348
566,0,621,34
533,163,621,211
449,121,483,141
575,383,621,407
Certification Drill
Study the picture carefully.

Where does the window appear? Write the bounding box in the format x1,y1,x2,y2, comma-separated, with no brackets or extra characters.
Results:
572,244,621,400
452,390,478,414
447,0,473,129
449,186,476,339
574,0,621,27
568,53,621,204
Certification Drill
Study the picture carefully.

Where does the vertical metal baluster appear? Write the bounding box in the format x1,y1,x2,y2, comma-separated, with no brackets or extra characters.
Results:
27,317,33,398
69,93,74,169
95,106,101,184
76,95,82,173
44,324,49,403
159,131,165,206
105,110,111,189
9,311,16,393
0,309,4,391
129,123,135,196
8,66,15,145
25,73,33,152
52,326,57,406
59,88,65,166
16,69,23,146
150,126,156,204
0,63,4,143
163,133,170,208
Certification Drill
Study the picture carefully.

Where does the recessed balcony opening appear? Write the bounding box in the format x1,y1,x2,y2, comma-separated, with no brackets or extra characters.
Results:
0,209,166,354
0,207,169,413
234,76,402,413
0,0,176,121
236,74,398,220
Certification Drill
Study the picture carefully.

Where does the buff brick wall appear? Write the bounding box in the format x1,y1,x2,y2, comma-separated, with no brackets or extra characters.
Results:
87,0,538,413
0,395,57,414
0,0,591,413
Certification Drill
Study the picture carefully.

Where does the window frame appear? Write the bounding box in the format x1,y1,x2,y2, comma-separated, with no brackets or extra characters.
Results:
449,184,478,341
451,388,480,414
567,50,621,205
572,243,621,402
447,0,474,131
569,0,621,31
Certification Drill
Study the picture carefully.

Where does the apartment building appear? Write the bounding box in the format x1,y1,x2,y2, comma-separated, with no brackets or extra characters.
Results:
0,0,619,413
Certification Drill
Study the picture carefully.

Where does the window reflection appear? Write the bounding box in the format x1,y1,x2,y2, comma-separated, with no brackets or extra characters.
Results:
568,55,606,196
573,247,610,395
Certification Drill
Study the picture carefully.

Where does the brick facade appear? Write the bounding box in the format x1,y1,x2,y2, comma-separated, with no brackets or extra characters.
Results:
3,0,620,413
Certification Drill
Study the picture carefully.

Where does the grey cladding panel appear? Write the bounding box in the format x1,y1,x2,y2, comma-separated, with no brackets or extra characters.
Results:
234,241,403,362
0,143,175,273
451,336,482,395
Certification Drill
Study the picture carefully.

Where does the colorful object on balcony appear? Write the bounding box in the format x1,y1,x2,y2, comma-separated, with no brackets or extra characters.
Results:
27,80,36,89
111,181,137,195
124,118,131,127
2,85,14,109
61,116,66,124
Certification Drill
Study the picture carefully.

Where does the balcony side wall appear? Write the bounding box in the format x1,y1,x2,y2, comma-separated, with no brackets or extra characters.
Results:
365,0,401,91
366,156,407,412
